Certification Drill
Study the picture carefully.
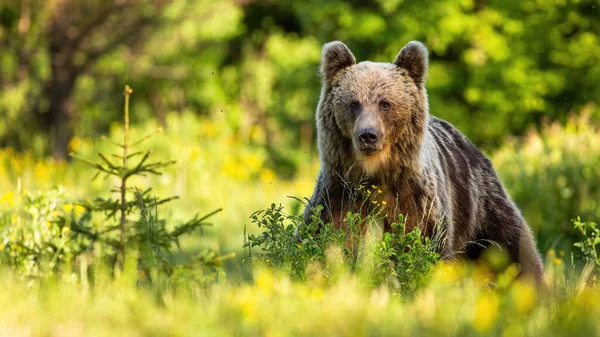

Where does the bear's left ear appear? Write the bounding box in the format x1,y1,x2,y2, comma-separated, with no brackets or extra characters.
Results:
320,41,356,85
393,41,428,87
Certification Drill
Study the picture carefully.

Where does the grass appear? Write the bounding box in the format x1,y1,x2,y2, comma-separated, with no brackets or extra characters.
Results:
1,102,600,335
0,257,595,337
0,111,319,258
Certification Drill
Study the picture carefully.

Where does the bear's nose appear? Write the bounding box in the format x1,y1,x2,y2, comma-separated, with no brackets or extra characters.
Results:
358,128,379,145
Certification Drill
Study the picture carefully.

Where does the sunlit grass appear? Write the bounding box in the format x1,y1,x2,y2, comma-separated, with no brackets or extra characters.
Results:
0,112,319,257
0,256,594,337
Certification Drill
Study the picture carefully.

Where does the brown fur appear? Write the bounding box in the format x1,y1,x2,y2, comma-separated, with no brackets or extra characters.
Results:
305,41,544,280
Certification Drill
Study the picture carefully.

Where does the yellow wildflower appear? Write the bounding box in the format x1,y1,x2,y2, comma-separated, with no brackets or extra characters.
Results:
68,137,81,152
382,201,387,205
511,280,536,313
189,148,200,160
35,162,50,181
472,291,499,332
433,261,463,284
0,191,14,207
255,269,274,294
243,152,263,173
472,264,492,285
75,205,86,215
237,288,257,321
222,157,250,181
259,168,276,183
63,204,73,212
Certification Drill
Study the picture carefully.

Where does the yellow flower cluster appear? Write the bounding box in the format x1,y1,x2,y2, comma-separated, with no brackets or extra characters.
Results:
62,204,87,215
0,191,15,207
222,150,277,183
547,249,564,265
0,147,70,192
233,268,327,324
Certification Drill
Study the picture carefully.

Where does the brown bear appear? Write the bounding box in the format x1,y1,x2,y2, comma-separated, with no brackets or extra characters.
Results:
304,40,544,280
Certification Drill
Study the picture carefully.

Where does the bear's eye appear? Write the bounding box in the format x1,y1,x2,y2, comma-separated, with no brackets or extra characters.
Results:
380,100,391,110
350,101,360,111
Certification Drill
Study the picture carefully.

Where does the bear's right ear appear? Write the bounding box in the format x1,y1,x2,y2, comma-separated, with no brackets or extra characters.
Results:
320,41,356,85
393,41,428,87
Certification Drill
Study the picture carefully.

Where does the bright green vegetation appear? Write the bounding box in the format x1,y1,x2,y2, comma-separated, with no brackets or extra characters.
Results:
0,89,599,335
1,0,600,335
0,0,598,158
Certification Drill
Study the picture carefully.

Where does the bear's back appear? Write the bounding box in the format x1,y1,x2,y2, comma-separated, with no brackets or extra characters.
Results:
427,116,490,172
425,116,500,239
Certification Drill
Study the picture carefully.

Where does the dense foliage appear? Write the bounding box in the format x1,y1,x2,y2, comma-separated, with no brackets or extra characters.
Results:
1,0,598,164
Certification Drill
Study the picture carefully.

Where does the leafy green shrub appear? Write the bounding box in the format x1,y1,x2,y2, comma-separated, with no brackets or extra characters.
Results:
244,202,441,297
573,217,600,271
0,187,89,278
372,214,442,296
244,204,344,279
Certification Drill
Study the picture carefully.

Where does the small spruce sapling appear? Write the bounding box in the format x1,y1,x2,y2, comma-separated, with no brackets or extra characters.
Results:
71,85,231,283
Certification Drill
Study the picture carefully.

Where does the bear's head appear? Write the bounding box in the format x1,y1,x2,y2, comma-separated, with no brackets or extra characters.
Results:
317,41,429,177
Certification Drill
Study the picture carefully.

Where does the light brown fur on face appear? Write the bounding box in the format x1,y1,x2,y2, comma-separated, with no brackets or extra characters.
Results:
334,63,423,137
305,40,545,281
356,143,392,176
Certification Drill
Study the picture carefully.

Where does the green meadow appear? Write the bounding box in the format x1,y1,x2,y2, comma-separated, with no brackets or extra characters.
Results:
1,0,599,336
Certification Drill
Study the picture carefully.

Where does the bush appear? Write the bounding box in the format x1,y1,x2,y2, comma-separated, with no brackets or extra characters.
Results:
0,187,89,278
372,214,442,296
244,201,441,297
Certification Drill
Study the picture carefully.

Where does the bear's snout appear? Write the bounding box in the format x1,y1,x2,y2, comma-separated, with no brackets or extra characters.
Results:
355,127,383,155
358,128,378,144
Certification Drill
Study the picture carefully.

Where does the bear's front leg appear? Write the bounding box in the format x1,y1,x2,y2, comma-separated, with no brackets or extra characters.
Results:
303,171,352,230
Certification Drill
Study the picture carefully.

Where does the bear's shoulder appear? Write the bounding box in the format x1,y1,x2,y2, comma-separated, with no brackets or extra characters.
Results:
427,116,492,168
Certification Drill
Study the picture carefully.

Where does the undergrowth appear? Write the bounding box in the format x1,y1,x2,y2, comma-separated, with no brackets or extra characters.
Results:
0,86,231,290
244,202,442,298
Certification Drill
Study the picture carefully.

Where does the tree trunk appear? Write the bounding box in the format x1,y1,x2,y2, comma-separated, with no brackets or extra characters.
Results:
42,77,75,160
40,9,78,160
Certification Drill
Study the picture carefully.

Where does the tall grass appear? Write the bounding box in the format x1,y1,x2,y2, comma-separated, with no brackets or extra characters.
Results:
494,112,600,253
0,255,593,337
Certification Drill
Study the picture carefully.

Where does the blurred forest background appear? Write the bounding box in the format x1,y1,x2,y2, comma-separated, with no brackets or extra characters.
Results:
0,0,599,256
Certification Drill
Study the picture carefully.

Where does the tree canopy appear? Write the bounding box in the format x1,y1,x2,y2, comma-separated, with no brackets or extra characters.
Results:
1,0,598,169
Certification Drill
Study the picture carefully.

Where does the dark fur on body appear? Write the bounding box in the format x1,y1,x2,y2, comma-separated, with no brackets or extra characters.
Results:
305,41,544,279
